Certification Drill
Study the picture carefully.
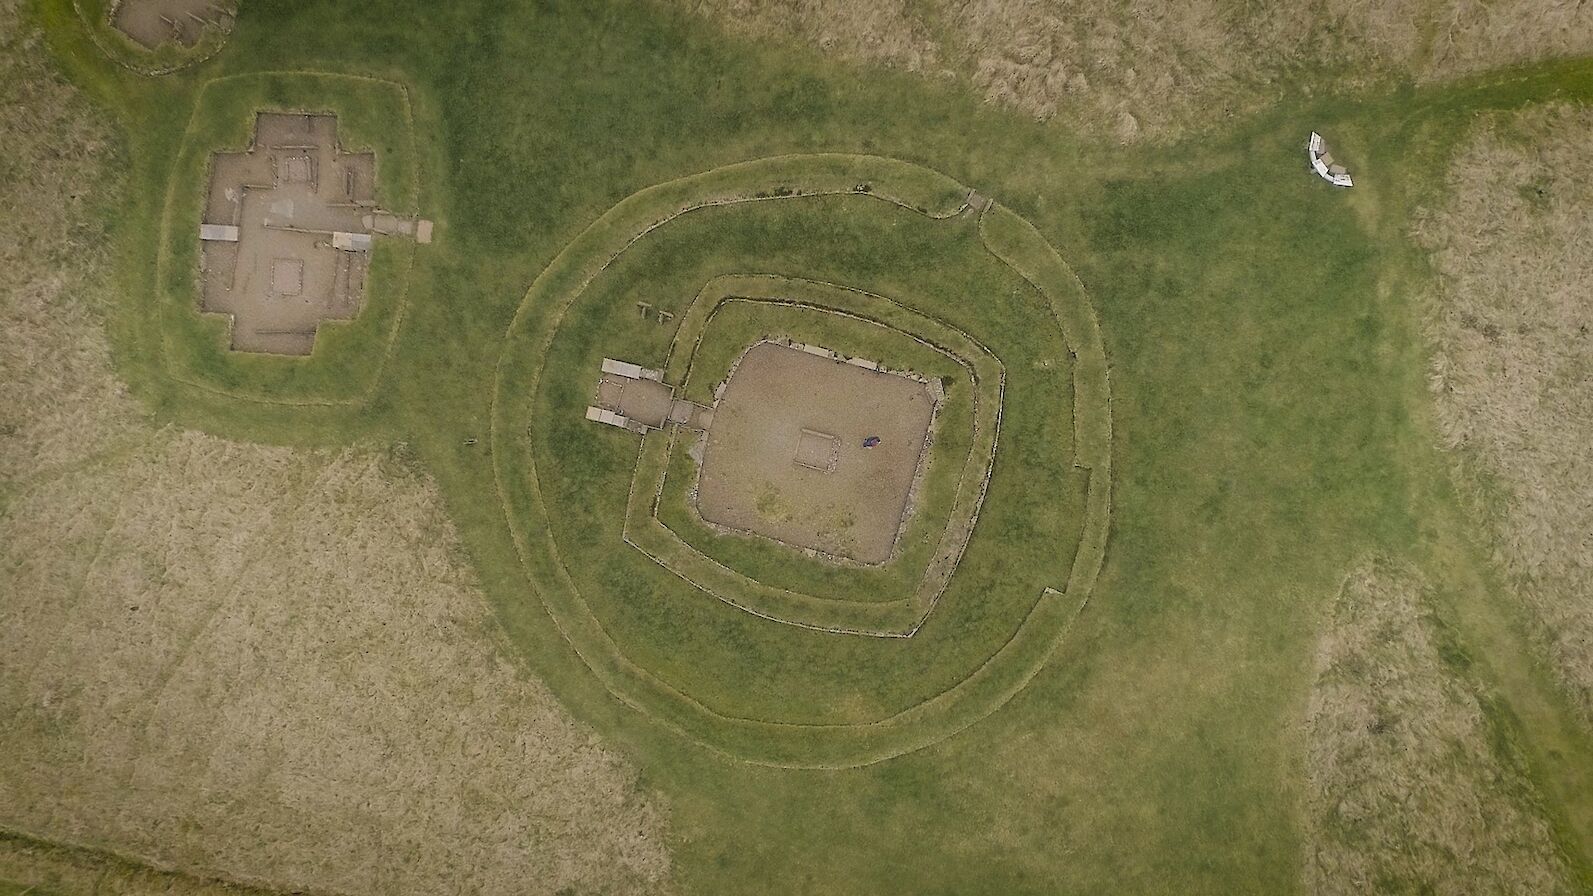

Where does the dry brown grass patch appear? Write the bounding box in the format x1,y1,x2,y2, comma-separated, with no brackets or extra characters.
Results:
1302,558,1575,895
1414,102,1593,724
666,0,1591,142
1421,0,1593,81
0,0,146,488
0,431,677,896
681,0,940,72
0,831,279,896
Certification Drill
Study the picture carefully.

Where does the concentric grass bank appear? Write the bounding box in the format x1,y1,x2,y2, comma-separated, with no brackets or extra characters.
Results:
492,154,1112,766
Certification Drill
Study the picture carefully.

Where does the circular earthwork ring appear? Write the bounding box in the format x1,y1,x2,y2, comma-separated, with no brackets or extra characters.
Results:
75,0,237,75
491,154,1112,767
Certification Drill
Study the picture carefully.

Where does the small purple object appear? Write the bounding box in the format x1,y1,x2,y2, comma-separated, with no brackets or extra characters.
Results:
862,436,881,448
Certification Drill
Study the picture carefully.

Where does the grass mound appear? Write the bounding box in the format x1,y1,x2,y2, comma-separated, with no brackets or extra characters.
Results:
492,154,1111,765
156,72,422,405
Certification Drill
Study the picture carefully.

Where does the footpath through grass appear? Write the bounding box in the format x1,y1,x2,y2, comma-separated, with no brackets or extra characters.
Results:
32,0,1593,890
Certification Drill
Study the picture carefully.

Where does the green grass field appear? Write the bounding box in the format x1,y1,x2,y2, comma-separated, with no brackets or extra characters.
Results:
18,0,1593,891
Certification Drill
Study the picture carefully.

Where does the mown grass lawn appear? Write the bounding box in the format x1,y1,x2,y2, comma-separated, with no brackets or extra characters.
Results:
34,0,1593,891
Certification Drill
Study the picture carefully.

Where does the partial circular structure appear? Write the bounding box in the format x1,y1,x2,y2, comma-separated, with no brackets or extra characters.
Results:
76,0,237,75
492,154,1112,767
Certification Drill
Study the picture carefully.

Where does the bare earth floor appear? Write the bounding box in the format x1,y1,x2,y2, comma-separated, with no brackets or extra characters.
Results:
200,113,376,355
695,342,934,564
596,373,675,429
